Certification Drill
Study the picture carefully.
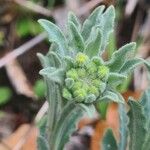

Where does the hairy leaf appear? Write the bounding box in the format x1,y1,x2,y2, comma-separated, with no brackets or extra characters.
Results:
38,19,68,56
106,42,136,72
52,101,94,150
108,73,127,87
99,90,124,103
99,6,115,53
68,21,85,52
119,57,144,73
128,99,146,150
81,5,105,41
39,67,65,84
118,104,128,150
68,12,81,30
84,28,101,58
37,136,49,150
101,129,117,150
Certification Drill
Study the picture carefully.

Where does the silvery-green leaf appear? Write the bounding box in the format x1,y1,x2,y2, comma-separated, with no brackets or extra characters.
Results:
140,88,150,120
128,99,146,150
99,6,115,53
51,101,94,150
68,21,85,52
84,29,101,58
119,57,144,73
40,67,65,84
106,42,136,72
99,90,124,103
38,19,68,56
81,5,105,41
140,89,150,150
118,104,128,150
68,12,81,30
85,94,96,103
37,135,49,150
101,129,117,150
108,73,127,87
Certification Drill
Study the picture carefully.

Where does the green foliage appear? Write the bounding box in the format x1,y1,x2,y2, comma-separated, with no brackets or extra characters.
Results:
0,87,12,105
128,99,146,150
37,5,150,150
34,79,46,98
16,18,42,38
102,129,117,150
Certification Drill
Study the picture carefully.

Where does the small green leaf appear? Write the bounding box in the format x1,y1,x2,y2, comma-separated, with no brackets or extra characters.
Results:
34,79,46,98
118,104,128,150
108,73,127,87
40,67,65,84
38,19,68,56
128,99,146,150
37,136,49,150
101,129,117,150
99,6,115,53
68,12,81,30
84,28,101,58
99,90,124,103
107,42,136,72
51,101,93,150
81,5,105,41
68,21,85,52
119,57,144,73
0,87,12,105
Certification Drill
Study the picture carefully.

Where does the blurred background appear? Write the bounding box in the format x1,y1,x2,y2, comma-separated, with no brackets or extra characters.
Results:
0,0,150,149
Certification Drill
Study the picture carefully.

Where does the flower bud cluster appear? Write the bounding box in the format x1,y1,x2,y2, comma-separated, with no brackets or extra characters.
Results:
62,52,109,103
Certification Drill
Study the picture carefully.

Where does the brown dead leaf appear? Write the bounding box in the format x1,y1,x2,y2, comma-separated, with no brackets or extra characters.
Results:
5,59,36,99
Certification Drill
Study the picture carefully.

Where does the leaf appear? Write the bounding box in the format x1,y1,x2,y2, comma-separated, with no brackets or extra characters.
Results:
51,101,93,150
38,19,68,56
140,88,150,119
84,28,101,58
68,12,81,30
81,5,105,41
68,21,85,52
106,42,136,72
128,99,146,150
108,73,127,87
142,125,150,150
0,87,12,105
99,90,124,103
140,89,150,150
119,57,144,73
46,81,63,142
99,6,115,53
39,67,65,84
37,136,49,150
118,104,128,150
101,128,117,150
37,51,63,68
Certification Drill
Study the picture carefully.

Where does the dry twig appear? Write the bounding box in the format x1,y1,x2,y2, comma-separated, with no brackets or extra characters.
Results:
0,32,47,68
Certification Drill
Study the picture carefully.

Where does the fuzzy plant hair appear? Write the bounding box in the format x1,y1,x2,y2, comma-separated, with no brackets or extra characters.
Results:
37,5,150,150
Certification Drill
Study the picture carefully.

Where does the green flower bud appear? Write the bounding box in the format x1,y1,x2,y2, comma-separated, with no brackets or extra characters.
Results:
66,69,78,80
86,62,97,74
98,65,109,80
92,57,103,66
99,81,106,93
65,78,74,89
85,94,96,103
77,68,86,78
74,89,87,102
88,85,99,97
92,79,100,88
75,53,89,66
72,81,82,91
62,88,72,100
